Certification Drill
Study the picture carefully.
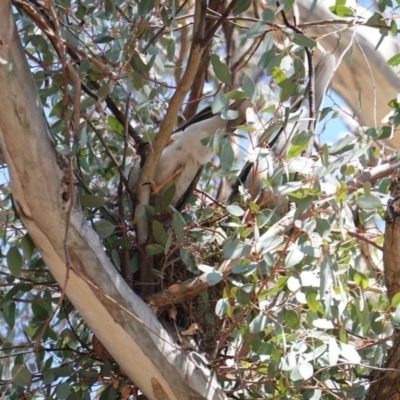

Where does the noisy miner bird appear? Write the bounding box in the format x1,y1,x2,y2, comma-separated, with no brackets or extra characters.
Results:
129,97,263,210
230,53,337,213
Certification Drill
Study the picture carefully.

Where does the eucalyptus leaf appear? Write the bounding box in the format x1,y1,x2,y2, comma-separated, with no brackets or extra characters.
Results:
80,195,106,208
206,271,223,286
12,365,31,387
94,220,115,238
7,246,23,278
356,195,382,210
152,221,168,247
249,314,269,334
211,54,231,84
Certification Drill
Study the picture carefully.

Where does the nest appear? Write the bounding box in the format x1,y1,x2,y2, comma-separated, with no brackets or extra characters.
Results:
148,236,228,356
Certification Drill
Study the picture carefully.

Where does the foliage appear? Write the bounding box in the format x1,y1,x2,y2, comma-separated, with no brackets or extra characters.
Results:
0,0,400,399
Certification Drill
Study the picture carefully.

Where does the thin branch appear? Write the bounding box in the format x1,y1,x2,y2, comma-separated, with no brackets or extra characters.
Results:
135,0,209,296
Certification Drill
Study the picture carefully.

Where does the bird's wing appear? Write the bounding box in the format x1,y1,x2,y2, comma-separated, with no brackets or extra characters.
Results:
128,98,256,210
174,98,255,210
174,106,213,133
176,98,253,134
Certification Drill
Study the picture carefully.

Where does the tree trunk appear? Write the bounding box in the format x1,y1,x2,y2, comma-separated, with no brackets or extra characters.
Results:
366,168,400,400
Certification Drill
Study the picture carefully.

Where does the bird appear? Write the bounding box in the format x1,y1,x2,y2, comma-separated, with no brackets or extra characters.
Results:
229,53,337,213
128,97,261,210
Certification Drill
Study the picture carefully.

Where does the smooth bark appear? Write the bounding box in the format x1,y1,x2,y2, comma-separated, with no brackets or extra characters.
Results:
297,0,400,148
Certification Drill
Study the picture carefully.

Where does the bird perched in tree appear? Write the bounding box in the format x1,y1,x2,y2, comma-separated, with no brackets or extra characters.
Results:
129,97,262,210
230,53,337,213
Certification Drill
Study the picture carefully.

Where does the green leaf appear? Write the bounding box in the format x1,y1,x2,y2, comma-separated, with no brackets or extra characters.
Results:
233,0,251,15
306,292,320,312
285,248,305,268
226,204,245,217
131,70,145,90
262,8,275,23
283,0,295,12
298,361,313,380
80,195,106,208
236,288,251,305
212,92,229,113
288,130,313,158
388,53,400,67
256,235,283,254
108,115,123,134
377,0,392,12
167,38,175,62
249,314,268,333
284,310,300,329
146,244,164,255
356,195,382,210
232,263,257,275
354,272,369,289
392,292,400,307
155,183,176,212
3,301,16,329
309,0,318,12
225,90,247,100
367,12,388,28
56,382,71,399
292,34,316,48
20,234,35,260
215,298,229,317
363,181,371,197
223,240,251,260
172,211,185,242
12,365,31,387
243,75,255,100
329,135,354,154
220,142,234,171
94,220,116,238
258,49,275,70
7,246,23,278
32,302,50,321
104,0,113,17
272,66,287,85
329,5,354,17
246,21,265,38
80,96,96,110
206,271,223,286
137,0,154,15
152,221,168,247
391,20,398,36
339,343,361,364
211,54,231,84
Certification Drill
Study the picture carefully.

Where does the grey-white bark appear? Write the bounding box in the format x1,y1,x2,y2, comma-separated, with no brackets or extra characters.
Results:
0,3,225,399
297,0,400,148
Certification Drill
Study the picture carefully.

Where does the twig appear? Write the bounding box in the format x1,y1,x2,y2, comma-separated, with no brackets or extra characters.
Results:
277,1,316,135
117,93,133,286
